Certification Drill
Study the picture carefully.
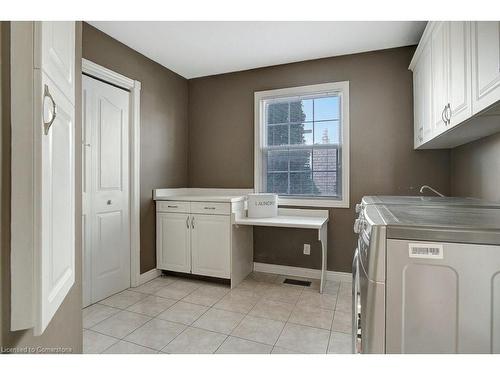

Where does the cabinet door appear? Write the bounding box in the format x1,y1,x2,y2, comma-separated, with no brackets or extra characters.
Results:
413,39,433,148
36,21,75,104
448,22,472,127
431,22,449,136
413,54,424,148
157,213,191,273
35,71,76,335
191,214,231,279
471,21,500,114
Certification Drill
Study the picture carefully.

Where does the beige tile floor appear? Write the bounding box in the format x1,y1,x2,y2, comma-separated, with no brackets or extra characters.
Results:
83,272,353,354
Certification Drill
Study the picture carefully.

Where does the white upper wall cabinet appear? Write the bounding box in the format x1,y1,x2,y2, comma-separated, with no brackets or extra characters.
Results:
11,21,76,335
410,21,500,149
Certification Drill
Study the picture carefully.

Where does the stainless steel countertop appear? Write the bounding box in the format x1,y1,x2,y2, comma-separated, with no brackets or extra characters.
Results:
364,204,500,245
361,195,500,207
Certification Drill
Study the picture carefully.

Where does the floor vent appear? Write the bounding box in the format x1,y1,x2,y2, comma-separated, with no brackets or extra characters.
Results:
283,278,311,287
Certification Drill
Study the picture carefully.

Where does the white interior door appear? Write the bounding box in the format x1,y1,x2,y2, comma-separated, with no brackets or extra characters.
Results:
83,75,130,306
37,71,76,334
11,21,76,335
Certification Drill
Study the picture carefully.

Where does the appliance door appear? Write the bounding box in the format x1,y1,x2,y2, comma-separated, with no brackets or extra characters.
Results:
352,248,361,353
386,239,500,353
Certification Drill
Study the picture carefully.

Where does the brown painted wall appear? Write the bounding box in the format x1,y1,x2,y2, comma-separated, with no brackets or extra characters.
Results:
82,23,189,272
188,46,451,272
1,22,83,353
451,132,500,201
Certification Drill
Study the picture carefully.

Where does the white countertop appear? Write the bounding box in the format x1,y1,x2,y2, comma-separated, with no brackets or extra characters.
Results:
153,188,253,203
234,215,327,229
233,208,329,230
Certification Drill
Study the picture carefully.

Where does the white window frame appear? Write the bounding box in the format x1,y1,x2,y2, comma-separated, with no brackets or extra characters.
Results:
254,81,350,208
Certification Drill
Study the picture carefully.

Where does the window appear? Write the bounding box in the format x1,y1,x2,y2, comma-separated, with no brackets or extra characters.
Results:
254,82,349,208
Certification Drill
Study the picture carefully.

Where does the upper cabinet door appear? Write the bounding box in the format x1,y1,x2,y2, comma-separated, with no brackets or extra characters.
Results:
448,22,472,127
431,22,449,136
36,21,75,104
412,40,433,148
471,21,500,114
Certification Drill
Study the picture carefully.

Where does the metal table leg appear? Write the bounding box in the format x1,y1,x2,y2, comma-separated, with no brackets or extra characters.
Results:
318,224,328,293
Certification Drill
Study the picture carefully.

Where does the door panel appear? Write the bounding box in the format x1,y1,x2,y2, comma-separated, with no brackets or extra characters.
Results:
37,72,75,334
191,214,230,278
448,21,472,126
83,75,130,304
156,213,191,273
472,21,500,113
95,211,124,278
39,21,75,104
98,97,123,190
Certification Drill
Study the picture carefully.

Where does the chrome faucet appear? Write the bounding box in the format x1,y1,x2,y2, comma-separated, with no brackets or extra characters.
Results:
419,185,445,197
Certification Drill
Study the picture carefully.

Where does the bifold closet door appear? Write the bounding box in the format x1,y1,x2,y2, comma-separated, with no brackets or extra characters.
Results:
83,75,130,305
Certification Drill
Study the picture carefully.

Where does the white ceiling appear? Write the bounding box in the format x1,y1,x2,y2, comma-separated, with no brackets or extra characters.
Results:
88,21,426,79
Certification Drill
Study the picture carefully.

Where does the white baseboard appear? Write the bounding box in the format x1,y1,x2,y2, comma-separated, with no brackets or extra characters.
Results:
137,268,162,285
253,262,352,283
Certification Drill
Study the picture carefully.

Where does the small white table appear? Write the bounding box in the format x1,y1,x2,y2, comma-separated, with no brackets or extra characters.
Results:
233,208,329,293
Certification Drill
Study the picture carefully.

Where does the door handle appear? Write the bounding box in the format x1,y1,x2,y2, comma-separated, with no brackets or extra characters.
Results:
191,216,195,229
441,105,447,126
43,84,57,135
186,216,190,229
446,103,452,125
107,200,112,205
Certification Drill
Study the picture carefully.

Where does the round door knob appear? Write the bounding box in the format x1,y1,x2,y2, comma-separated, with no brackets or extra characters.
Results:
107,200,112,205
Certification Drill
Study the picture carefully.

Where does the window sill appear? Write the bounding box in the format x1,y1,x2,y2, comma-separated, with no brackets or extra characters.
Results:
277,197,350,208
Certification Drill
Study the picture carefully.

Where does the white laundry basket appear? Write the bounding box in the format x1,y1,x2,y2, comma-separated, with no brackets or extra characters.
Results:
247,193,278,218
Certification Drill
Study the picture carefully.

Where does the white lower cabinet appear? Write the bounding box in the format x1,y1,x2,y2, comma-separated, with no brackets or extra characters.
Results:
156,212,191,273
156,200,248,284
191,214,231,278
